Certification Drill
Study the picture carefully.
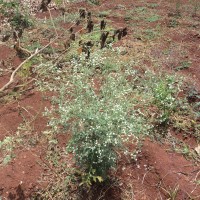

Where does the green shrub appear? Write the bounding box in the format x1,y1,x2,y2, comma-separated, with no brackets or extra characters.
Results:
48,75,146,180
148,74,180,125
45,68,149,183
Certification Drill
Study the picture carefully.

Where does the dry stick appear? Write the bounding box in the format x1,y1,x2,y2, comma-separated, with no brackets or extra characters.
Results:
142,171,149,184
191,169,200,194
0,37,58,92
48,8,58,37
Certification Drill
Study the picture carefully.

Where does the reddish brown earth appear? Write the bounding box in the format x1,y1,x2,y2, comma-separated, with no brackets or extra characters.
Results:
0,0,199,199
0,90,50,198
112,139,197,199
0,44,51,197
0,45,22,88
118,139,200,199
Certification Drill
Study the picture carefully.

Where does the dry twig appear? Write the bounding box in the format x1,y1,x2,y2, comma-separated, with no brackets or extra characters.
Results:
0,38,58,92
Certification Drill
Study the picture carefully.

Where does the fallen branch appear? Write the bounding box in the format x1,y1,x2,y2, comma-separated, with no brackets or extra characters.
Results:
0,37,58,92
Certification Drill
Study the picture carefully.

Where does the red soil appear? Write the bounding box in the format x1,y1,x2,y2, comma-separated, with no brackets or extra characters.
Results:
0,90,51,199
0,0,199,199
0,45,22,88
113,139,200,199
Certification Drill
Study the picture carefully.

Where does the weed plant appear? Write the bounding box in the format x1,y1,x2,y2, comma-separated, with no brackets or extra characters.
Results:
87,0,100,5
151,75,179,124
0,136,15,165
37,47,199,188
44,62,149,183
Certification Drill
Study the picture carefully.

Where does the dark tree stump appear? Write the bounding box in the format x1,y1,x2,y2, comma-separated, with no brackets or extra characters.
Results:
100,32,109,49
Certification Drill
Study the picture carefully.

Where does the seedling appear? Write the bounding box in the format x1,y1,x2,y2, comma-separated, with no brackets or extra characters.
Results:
162,184,179,200
0,137,15,165
175,61,191,71
86,0,100,5
168,19,179,28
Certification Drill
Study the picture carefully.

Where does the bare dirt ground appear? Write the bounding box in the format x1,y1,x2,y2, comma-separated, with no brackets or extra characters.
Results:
0,0,199,199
